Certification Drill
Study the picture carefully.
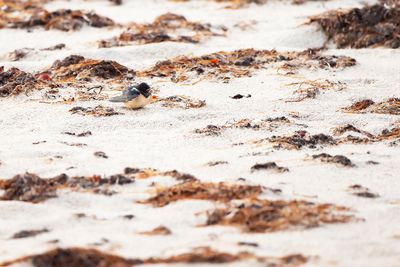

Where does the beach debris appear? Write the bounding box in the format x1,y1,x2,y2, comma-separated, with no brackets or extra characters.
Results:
285,79,345,102
49,55,133,81
4,7,116,31
62,131,92,137
0,67,40,97
94,151,108,159
0,247,308,267
60,141,87,147
333,124,375,138
158,95,206,109
140,180,262,207
206,199,353,233
195,117,291,136
0,173,66,203
11,229,49,239
342,98,400,115
139,226,172,236
311,153,354,167
69,106,123,117
230,94,251,99
267,131,336,150
238,241,259,247
32,141,46,145
0,173,135,202
98,13,226,48
348,184,379,198
6,48,32,61
109,0,122,5
138,48,355,83
175,0,324,9
206,160,229,166
251,162,289,173
0,168,202,202
194,125,224,136
309,4,400,48
40,43,66,51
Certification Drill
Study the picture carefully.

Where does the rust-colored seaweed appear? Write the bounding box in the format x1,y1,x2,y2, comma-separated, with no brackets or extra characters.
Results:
99,13,226,47
138,48,356,83
0,247,308,267
206,199,353,233
309,4,400,48
141,180,262,207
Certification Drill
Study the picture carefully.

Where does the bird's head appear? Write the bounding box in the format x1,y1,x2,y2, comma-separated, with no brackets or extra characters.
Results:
136,82,151,98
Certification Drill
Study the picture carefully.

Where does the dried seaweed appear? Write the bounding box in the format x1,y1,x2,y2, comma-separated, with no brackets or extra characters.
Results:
11,228,49,239
206,199,353,233
195,117,291,136
69,106,123,117
94,151,108,159
98,13,226,48
311,153,354,167
0,248,138,267
348,184,379,198
141,180,262,207
174,0,322,9
0,169,201,203
251,162,289,173
267,131,336,150
0,67,40,97
157,95,206,109
0,247,308,267
49,55,133,81
138,48,355,83
309,4,400,48
342,98,400,115
285,79,345,102
0,173,66,203
139,226,172,236
4,7,116,31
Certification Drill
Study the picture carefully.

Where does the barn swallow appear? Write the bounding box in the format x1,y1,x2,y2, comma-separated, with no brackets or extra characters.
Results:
109,82,155,109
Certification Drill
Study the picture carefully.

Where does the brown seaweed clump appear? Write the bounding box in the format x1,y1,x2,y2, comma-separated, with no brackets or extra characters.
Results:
1,2,116,31
0,67,44,97
141,180,262,207
69,106,123,117
99,13,226,48
0,247,308,267
267,131,336,150
309,4,400,48
138,48,356,83
157,95,206,109
195,117,291,136
0,172,134,202
206,199,353,233
311,153,354,167
48,55,134,82
342,98,400,115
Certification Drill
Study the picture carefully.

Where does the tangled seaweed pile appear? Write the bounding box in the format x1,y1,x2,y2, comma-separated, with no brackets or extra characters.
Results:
0,0,115,31
0,247,308,267
99,13,226,48
206,199,353,233
309,4,400,48
138,48,356,83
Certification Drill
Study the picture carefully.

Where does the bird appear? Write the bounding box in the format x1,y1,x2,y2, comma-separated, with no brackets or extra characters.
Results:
109,82,155,109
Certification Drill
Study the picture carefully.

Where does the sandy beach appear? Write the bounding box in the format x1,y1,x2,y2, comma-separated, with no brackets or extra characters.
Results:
0,0,399,266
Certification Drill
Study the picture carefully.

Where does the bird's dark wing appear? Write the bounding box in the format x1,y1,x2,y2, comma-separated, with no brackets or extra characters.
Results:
109,88,140,102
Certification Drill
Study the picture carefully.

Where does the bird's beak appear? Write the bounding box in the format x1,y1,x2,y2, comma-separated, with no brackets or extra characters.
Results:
151,95,158,101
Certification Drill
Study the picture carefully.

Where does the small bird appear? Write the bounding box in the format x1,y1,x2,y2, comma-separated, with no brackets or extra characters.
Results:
109,82,155,109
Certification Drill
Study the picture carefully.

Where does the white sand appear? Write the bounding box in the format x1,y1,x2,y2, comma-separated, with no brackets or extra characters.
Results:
0,0,400,266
